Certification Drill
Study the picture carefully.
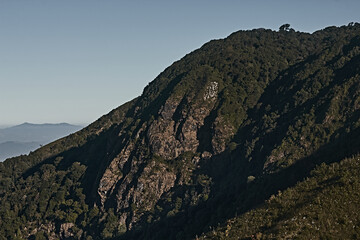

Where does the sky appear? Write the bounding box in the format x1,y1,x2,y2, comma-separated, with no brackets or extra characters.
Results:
1,0,359,127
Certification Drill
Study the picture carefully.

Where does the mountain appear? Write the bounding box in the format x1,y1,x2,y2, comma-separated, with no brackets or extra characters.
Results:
0,122,83,143
0,123,83,161
1,23,360,239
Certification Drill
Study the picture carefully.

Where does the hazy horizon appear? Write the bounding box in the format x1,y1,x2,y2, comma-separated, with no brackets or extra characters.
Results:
0,122,84,161
0,122,87,129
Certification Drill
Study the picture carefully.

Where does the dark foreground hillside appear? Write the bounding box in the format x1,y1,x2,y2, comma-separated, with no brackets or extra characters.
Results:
1,23,360,239
200,154,360,239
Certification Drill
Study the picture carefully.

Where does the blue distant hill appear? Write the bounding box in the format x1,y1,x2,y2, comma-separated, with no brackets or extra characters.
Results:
0,123,83,161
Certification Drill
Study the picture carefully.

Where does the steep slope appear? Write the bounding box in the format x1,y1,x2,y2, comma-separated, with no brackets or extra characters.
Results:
200,154,360,239
1,24,360,239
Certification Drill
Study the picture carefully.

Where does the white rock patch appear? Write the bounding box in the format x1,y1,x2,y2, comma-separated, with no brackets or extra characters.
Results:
203,81,218,100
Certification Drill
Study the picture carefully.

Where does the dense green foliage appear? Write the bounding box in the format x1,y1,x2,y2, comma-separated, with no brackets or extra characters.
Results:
1,23,360,239
200,155,360,239
0,100,135,239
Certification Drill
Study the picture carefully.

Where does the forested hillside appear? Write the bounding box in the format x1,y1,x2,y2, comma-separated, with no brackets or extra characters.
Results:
1,23,360,239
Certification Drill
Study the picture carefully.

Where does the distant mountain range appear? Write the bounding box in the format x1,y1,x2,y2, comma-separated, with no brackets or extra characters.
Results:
0,123,83,161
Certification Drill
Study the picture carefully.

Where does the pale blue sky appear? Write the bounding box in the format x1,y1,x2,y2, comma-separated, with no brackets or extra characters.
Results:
1,0,359,126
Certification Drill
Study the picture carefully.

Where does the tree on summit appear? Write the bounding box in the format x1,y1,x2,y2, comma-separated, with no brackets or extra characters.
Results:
279,23,294,32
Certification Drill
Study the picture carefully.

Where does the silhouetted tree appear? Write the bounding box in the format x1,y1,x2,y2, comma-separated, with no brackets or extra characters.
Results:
279,23,291,32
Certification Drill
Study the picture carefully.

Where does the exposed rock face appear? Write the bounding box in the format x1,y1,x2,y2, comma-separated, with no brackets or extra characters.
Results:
96,87,227,229
212,116,234,154
147,98,214,159
60,223,75,239
28,223,56,240
98,143,134,206
203,81,218,101
118,161,177,230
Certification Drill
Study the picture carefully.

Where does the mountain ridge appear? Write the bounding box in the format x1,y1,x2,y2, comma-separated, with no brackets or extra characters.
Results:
11,122,78,128
0,123,83,161
1,24,360,239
